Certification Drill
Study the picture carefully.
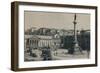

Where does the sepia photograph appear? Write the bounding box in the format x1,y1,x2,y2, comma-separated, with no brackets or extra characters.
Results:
24,11,90,61
11,2,97,71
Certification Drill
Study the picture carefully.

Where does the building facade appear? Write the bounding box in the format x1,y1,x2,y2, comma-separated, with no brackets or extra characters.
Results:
25,27,90,51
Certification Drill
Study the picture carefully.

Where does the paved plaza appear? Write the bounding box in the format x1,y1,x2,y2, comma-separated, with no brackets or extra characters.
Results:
24,48,89,61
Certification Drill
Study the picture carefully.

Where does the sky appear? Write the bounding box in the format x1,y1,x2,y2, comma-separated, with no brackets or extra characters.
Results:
24,11,90,31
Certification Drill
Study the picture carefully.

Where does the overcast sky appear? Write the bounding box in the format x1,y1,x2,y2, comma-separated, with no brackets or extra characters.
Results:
24,11,90,31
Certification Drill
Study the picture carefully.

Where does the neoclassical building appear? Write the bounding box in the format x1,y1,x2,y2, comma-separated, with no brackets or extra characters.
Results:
25,34,61,50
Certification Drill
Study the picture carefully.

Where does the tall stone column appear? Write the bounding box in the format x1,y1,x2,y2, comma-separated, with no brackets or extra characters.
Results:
73,14,82,54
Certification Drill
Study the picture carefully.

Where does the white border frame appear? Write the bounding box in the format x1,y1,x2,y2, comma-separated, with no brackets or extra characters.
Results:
18,5,96,68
